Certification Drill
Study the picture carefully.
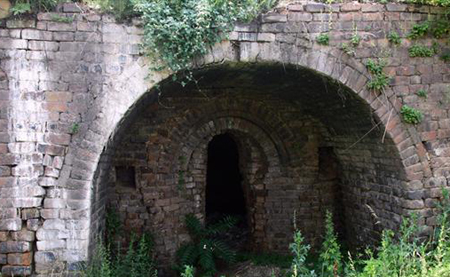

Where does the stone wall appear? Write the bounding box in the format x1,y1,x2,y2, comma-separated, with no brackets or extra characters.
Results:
0,0,449,275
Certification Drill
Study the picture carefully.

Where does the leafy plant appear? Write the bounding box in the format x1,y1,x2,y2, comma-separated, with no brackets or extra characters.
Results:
70,123,80,134
432,18,450,38
175,214,238,276
401,105,423,124
134,0,277,75
290,230,316,277
85,0,136,20
84,234,157,277
318,211,343,277
366,59,390,92
408,44,437,57
11,0,66,14
181,265,195,277
416,89,427,98
341,42,355,56
316,33,330,46
441,52,450,62
351,33,361,47
408,22,430,39
388,31,402,45
10,2,31,15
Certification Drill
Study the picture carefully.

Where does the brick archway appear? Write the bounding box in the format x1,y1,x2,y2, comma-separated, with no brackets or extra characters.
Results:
3,2,447,275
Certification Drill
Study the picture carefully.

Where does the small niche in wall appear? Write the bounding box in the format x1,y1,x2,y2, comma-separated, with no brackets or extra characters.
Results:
115,166,136,189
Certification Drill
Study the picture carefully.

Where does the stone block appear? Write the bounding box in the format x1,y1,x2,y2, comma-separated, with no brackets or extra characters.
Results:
7,252,32,265
36,239,66,251
21,208,39,220
1,265,32,276
0,38,28,49
11,230,35,242
26,219,40,231
36,229,68,240
0,241,32,253
0,218,21,231
6,20,36,29
22,29,52,40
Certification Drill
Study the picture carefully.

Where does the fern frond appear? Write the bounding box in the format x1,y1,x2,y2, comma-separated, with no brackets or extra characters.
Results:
177,243,199,267
185,214,206,238
211,238,236,264
206,215,239,235
198,239,216,275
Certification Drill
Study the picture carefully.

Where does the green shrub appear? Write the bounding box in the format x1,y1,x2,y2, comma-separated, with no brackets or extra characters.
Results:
289,230,316,277
408,22,430,39
409,44,437,57
316,33,330,46
10,0,66,14
175,214,237,276
318,211,343,277
84,234,157,277
134,0,276,73
417,89,427,98
401,105,424,124
388,31,402,45
366,59,390,92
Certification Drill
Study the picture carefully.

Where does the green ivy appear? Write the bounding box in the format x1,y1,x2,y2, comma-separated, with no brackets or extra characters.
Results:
134,0,276,74
401,105,423,124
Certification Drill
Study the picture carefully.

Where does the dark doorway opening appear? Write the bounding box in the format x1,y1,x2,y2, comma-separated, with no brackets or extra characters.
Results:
206,134,246,225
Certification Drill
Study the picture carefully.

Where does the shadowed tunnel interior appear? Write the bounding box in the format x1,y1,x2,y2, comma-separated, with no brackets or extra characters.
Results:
91,62,407,272
206,134,246,224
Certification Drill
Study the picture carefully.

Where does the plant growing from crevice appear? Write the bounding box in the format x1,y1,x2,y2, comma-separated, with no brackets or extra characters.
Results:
408,22,430,39
409,44,438,57
351,32,361,47
432,18,450,38
175,214,238,277
401,105,423,124
366,58,390,92
341,42,356,56
388,31,402,45
416,89,427,98
440,51,450,62
70,123,80,134
317,33,330,45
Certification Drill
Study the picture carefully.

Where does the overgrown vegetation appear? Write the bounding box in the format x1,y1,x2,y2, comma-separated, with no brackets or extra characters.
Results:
366,59,390,92
409,44,438,57
83,208,157,277
417,89,427,98
175,214,238,276
134,0,276,74
401,105,424,124
387,31,402,45
316,33,330,46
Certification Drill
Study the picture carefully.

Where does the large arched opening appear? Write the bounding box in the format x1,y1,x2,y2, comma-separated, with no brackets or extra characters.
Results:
88,62,409,272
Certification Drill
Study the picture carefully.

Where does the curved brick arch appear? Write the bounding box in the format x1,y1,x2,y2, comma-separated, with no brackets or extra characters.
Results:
2,1,448,275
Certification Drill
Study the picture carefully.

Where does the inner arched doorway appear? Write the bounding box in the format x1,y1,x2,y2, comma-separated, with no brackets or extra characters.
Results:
205,134,246,222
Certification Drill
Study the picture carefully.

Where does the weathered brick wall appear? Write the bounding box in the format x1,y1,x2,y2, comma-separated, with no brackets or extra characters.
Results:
0,0,449,275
